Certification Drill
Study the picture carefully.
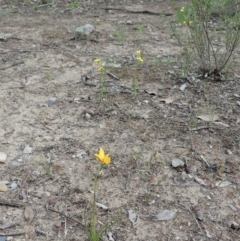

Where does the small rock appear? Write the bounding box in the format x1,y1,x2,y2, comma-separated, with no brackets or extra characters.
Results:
152,210,177,221
46,192,51,197
172,158,185,168
75,24,95,40
96,202,109,210
85,113,91,120
128,210,139,225
149,200,155,205
74,184,86,193
76,150,86,159
47,97,57,106
0,183,8,192
180,83,187,91
126,20,133,25
24,206,34,223
72,195,80,204
10,182,18,190
54,220,62,228
196,210,204,221
0,236,6,241
43,136,53,141
107,232,116,241
167,70,174,75
67,206,72,211
186,75,195,83
229,221,239,230
225,149,232,155
194,176,207,186
0,152,7,163
23,145,33,154
216,180,232,187
9,161,21,167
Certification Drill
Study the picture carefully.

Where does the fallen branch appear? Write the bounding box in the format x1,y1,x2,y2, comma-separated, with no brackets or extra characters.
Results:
0,231,25,236
48,207,85,228
0,199,23,208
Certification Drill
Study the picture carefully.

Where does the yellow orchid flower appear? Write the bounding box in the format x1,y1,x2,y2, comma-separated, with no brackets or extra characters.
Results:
136,50,141,55
180,7,184,12
94,147,111,164
136,56,143,62
98,66,104,72
94,58,101,63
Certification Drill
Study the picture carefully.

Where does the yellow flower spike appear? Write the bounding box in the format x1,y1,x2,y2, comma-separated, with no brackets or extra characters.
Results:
180,7,184,12
136,50,141,55
98,66,104,72
136,56,143,62
94,58,101,63
94,147,111,165
182,21,187,25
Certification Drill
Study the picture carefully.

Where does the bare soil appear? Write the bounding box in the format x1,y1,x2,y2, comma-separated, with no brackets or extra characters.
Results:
0,1,240,241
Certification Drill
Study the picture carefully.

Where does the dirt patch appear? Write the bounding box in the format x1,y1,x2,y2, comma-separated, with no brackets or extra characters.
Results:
0,1,240,240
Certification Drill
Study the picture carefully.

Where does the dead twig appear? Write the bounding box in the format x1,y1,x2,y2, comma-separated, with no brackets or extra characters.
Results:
106,70,120,80
35,229,47,236
0,199,23,208
179,204,204,234
101,6,172,16
0,60,24,70
0,231,25,236
48,207,85,228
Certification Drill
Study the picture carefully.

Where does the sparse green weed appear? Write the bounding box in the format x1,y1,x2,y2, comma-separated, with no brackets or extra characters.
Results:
41,151,54,176
132,50,144,95
94,58,106,101
84,147,118,241
112,29,126,43
68,0,81,9
45,72,52,80
174,0,240,79
136,23,144,33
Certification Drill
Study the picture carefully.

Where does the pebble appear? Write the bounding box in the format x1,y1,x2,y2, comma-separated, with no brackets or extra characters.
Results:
75,24,95,40
47,97,57,106
172,158,185,167
152,210,177,221
229,221,239,230
0,183,8,192
23,145,33,154
0,152,7,163
9,161,21,167
54,220,62,228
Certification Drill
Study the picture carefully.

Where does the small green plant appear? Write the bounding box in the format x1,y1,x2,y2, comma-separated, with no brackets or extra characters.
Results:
41,151,54,176
174,0,240,79
0,6,15,15
84,147,116,241
68,0,80,9
94,58,106,101
154,56,171,66
112,29,126,43
105,105,115,112
135,23,144,33
93,19,100,26
230,103,235,111
33,4,39,11
10,0,17,4
132,50,144,95
146,151,157,170
45,72,52,80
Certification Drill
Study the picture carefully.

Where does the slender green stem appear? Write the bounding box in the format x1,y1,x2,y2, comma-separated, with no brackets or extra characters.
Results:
100,69,106,100
91,164,104,238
